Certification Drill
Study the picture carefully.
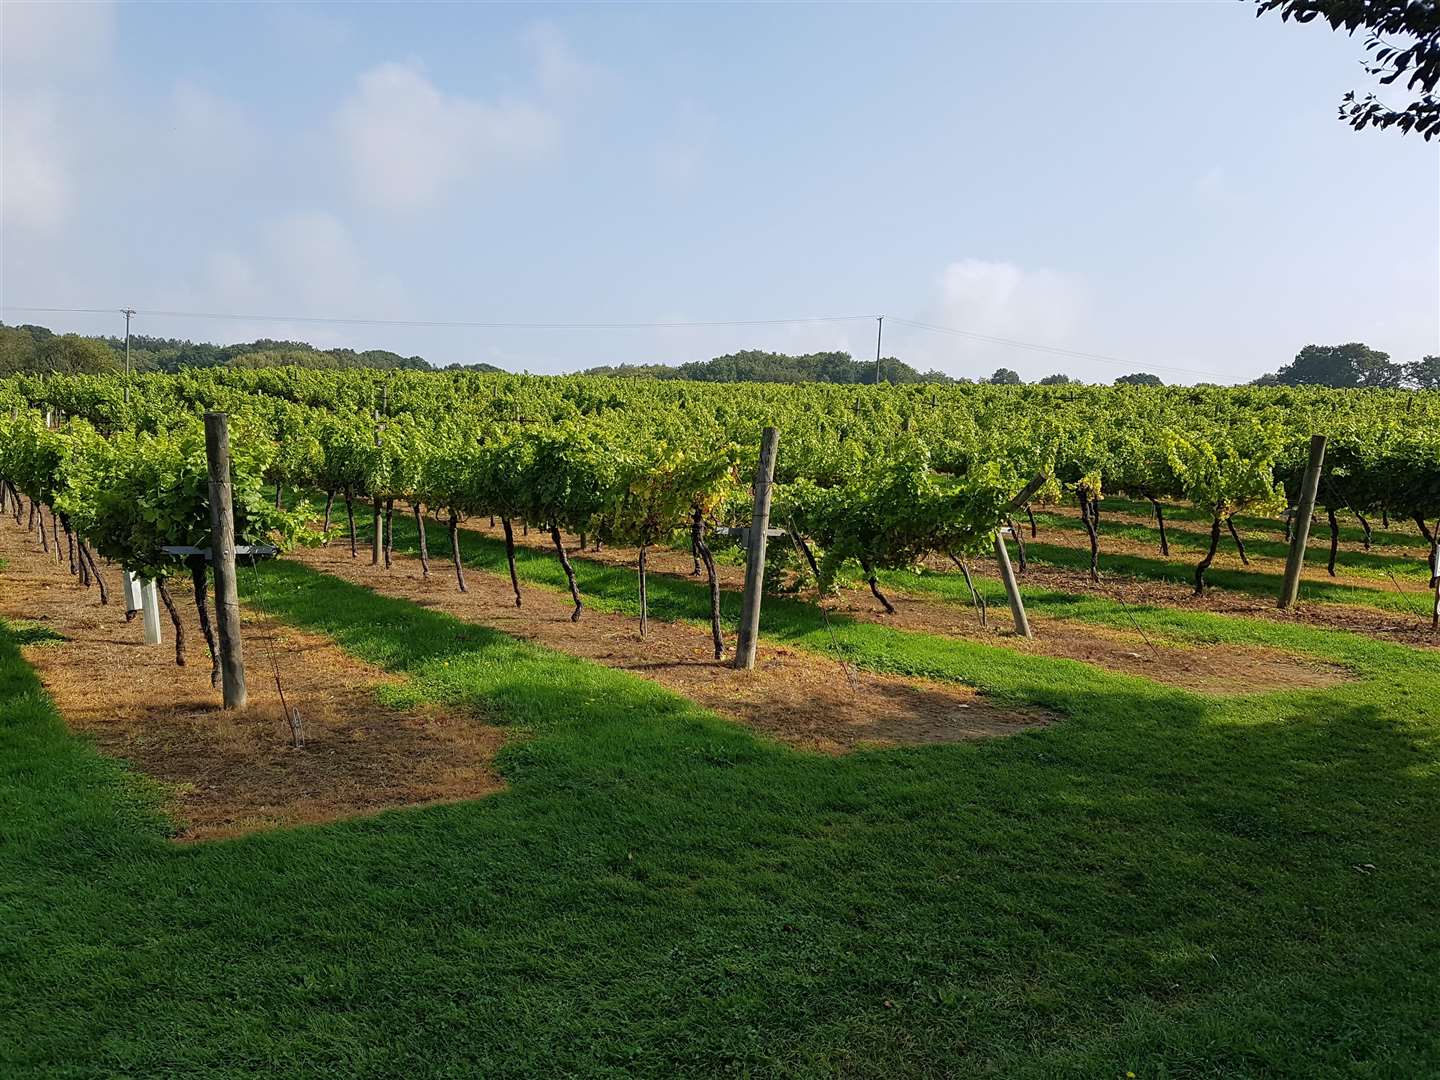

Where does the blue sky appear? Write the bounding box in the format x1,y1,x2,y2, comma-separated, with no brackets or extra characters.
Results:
2,1,1436,382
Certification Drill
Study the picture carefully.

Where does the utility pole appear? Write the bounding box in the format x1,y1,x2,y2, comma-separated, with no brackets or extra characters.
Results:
204,412,247,708
874,315,885,385
121,309,135,404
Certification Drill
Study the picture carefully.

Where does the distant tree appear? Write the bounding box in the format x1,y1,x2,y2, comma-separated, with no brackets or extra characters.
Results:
987,368,1022,385
583,350,953,385
1039,373,1075,385
442,361,507,373
1115,372,1163,386
1256,0,1440,140
0,324,47,373
9,332,120,374
1261,343,1404,388
1406,354,1440,389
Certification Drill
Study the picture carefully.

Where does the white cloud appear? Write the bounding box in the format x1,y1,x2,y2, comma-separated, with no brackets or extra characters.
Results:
184,213,409,341
336,60,558,210
1,2,118,231
169,82,264,167
1,96,71,229
526,20,600,101
935,259,1084,340
898,259,1089,378
1,0,116,75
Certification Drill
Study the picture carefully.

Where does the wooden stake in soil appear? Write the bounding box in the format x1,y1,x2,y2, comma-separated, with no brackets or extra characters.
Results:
414,504,430,578
734,426,779,671
993,529,1031,638
204,412,246,709
1279,434,1326,610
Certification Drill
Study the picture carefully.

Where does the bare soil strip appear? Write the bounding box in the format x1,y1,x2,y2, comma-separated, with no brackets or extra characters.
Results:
1012,511,1430,595
461,516,1433,651
453,519,1367,681
293,542,1052,753
315,521,1347,705
0,526,504,841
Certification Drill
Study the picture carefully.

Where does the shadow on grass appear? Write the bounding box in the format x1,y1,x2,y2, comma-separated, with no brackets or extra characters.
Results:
3,564,1440,1076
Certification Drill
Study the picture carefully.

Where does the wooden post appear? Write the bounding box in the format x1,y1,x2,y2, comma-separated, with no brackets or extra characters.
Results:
203,412,246,708
733,426,779,671
1278,434,1326,610
994,529,1031,638
141,579,162,646
1429,525,1439,631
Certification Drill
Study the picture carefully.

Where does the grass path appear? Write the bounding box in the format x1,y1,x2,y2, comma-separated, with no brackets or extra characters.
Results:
3,556,1438,1077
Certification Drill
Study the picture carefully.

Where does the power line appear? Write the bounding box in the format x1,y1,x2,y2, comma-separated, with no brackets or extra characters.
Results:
0,305,879,331
887,317,1229,380
2,302,1230,380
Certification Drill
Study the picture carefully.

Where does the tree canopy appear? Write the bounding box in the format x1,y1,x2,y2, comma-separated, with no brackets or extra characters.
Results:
1407,354,1440,389
1115,373,1164,386
583,350,953,385
0,326,118,375
1256,0,1440,139
1256,343,1405,388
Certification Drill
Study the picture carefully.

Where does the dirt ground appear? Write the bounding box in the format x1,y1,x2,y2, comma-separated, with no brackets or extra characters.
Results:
453,518,1382,675
1007,504,1432,596
460,516,1436,651
295,542,1053,754
309,516,1350,704
0,521,504,841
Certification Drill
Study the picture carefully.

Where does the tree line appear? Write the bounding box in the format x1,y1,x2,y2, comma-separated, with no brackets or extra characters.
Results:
3,321,1434,389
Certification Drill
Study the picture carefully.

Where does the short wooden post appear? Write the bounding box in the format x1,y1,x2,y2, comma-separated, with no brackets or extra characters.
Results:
1278,434,1326,610
733,426,780,671
204,412,246,708
141,579,162,646
994,529,1031,638
1428,526,1439,630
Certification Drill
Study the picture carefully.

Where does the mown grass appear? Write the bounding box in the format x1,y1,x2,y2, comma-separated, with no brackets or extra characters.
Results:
4,551,1439,1078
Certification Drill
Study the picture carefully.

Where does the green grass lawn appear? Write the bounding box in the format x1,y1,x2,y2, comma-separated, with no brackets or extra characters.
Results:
3,552,1439,1078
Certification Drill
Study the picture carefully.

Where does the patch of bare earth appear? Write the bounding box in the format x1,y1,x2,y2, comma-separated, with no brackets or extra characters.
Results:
821,591,1350,694
1015,504,1431,596
0,522,504,842
294,542,1052,754
452,518,1373,681
989,563,1438,651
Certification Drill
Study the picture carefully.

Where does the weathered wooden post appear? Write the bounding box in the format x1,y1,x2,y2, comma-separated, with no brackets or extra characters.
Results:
141,579,163,646
1428,525,1439,631
1279,434,1326,610
733,427,780,671
204,412,246,708
994,529,1031,638
992,474,1047,638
